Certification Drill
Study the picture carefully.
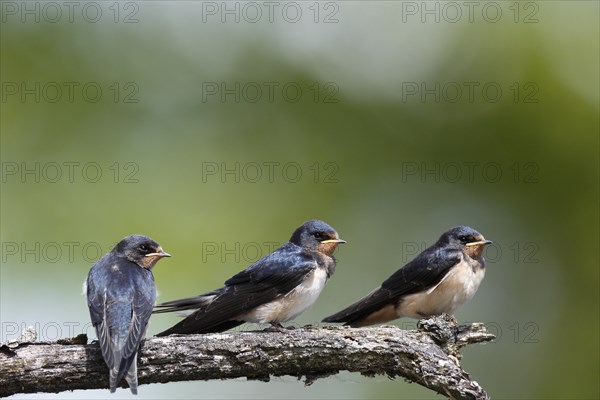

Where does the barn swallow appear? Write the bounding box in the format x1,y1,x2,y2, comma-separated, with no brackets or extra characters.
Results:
322,226,491,327
154,220,345,336
86,234,171,394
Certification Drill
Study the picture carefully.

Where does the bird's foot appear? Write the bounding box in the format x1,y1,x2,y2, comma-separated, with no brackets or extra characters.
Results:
264,323,294,333
445,313,458,324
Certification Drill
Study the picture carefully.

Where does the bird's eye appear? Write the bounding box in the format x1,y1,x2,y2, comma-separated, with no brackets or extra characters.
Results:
139,244,149,252
313,232,324,239
458,235,468,242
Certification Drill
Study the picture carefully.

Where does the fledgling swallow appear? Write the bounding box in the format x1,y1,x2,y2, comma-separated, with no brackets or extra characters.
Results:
322,226,491,327
86,234,171,394
154,220,345,336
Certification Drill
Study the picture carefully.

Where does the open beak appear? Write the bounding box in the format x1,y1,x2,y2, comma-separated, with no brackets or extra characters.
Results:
465,240,493,247
320,239,347,244
145,249,172,258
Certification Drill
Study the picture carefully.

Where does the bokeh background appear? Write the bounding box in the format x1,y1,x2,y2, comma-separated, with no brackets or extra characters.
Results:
1,1,598,399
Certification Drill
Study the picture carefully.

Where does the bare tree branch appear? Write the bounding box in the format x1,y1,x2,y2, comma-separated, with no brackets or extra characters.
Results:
0,315,494,399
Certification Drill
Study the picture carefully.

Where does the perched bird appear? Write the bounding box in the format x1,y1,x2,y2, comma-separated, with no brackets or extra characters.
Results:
322,226,492,327
86,235,171,394
154,220,345,336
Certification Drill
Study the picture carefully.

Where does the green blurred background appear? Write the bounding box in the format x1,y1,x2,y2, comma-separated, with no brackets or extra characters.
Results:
1,1,598,399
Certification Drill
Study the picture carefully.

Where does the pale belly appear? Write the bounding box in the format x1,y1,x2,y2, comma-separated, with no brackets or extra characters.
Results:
398,260,485,319
240,268,328,324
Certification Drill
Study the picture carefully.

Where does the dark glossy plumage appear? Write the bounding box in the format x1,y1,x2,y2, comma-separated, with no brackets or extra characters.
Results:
86,234,170,393
322,226,491,326
154,220,345,336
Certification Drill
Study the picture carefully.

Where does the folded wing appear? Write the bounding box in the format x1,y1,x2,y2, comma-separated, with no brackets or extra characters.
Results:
155,244,317,335
323,247,461,326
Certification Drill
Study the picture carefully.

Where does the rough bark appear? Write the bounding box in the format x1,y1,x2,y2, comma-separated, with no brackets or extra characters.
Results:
0,315,495,399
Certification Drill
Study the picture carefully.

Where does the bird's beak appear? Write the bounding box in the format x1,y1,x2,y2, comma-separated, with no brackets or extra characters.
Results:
320,239,347,244
145,248,172,258
466,240,493,247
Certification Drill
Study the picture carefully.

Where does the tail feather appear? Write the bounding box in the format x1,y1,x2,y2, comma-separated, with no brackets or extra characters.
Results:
153,292,220,314
322,305,364,325
156,319,243,336
154,288,252,335
109,352,138,393
154,289,246,335
109,368,119,393
124,356,138,395
322,287,385,326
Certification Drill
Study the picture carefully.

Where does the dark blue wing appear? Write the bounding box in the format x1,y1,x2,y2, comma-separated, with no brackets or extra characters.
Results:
86,256,155,391
323,246,461,324
87,254,118,369
381,247,462,294
155,243,317,334
116,268,155,387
